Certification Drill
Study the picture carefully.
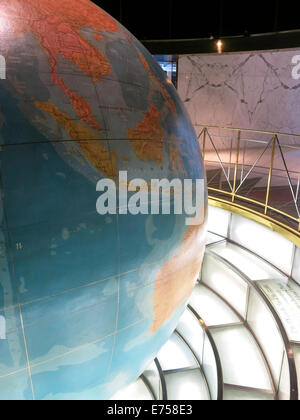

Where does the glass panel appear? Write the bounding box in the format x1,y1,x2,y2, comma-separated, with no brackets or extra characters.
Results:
229,213,294,275
210,242,287,282
111,378,153,401
292,246,300,287
210,325,273,391
206,232,225,245
154,55,178,87
292,345,300,401
278,353,291,401
269,135,300,221
204,127,238,195
176,309,204,365
205,165,223,191
207,206,231,238
164,369,210,401
257,279,300,343
246,288,284,387
189,284,240,327
143,361,161,400
202,335,219,401
268,173,299,220
202,253,249,318
223,386,274,401
238,134,274,209
157,333,197,372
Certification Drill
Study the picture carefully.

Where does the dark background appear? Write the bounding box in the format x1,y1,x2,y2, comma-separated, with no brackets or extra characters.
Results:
93,0,300,40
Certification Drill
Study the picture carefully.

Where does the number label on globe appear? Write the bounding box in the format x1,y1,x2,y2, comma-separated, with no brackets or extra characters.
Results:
0,55,6,80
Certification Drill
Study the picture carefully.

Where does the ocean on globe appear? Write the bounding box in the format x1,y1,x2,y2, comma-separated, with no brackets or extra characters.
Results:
0,0,207,400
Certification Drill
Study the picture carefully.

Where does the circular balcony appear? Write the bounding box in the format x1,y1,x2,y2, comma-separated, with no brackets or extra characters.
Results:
197,126,300,243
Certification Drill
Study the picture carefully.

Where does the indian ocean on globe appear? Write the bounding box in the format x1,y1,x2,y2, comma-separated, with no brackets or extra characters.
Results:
0,0,207,400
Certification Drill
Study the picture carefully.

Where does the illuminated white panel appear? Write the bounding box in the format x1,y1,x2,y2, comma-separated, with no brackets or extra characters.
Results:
201,253,249,318
206,232,225,245
207,206,231,237
257,279,300,343
157,333,197,371
164,369,210,400
210,242,287,282
202,335,219,400
143,361,160,400
247,288,284,386
223,386,274,400
111,378,153,400
176,309,205,365
292,246,300,286
292,345,300,400
278,353,291,400
210,325,272,390
189,284,240,327
229,214,294,275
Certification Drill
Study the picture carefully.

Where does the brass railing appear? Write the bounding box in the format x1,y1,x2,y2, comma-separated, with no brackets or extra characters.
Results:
196,125,300,239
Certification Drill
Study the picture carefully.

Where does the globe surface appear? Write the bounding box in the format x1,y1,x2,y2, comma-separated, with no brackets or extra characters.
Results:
0,0,206,400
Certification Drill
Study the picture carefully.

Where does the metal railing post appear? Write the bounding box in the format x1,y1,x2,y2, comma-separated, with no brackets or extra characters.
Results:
264,134,277,215
232,130,241,203
202,127,207,161
297,178,300,232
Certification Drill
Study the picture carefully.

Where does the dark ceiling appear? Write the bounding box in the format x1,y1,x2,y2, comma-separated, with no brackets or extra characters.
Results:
94,0,300,40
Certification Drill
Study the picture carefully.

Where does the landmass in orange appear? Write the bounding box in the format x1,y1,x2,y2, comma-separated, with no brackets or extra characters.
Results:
132,54,183,168
139,54,176,115
94,33,103,42
0,0,118,130
35,101,118,178
170,141,184,174
127,104,165,164
150,223,205,334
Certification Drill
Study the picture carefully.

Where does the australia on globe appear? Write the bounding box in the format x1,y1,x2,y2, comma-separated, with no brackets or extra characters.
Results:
0,0,207,400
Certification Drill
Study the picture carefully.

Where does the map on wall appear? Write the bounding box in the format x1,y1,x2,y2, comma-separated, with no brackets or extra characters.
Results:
178,50,300,136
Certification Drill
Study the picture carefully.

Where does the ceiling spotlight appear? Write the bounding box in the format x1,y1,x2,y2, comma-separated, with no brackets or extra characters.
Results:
217,40,223,54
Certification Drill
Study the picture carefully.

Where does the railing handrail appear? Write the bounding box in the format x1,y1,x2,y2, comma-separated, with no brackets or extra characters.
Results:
187,304,224,401
205,159,300,177
198,126,300,235
195,124,300,141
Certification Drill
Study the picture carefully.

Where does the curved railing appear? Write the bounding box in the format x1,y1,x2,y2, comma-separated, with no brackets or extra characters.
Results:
187,305,224,400
142,358,168,400
196,126,300,241
154,358,168,400
204,248,298,400
155,306,224,400
204,206,300,400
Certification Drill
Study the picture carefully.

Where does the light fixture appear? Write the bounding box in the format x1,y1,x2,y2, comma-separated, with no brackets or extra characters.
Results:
217,40,223,54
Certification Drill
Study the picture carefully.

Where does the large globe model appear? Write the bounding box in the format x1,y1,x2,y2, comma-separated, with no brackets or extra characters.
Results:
0,0,206,400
